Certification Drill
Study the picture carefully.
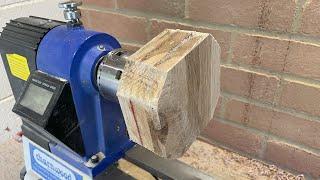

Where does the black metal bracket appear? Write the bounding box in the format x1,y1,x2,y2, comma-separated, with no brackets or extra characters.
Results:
124,145,214,180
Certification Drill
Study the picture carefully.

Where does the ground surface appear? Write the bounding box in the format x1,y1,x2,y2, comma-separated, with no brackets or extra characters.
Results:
0,139,303,180
179,140,304,180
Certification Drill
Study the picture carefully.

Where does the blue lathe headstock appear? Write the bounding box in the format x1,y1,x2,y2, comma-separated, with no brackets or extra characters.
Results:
1,1,134,178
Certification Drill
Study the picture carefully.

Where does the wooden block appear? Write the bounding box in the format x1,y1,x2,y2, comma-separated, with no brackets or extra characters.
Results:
117,29,220,158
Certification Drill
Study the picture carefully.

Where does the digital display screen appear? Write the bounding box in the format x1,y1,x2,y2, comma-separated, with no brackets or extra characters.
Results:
20,84,54,115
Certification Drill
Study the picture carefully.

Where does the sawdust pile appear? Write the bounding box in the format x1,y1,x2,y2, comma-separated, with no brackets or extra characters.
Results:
179,140,304,180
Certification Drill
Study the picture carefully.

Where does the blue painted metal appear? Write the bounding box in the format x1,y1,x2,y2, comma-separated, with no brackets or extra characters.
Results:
36,25,134,177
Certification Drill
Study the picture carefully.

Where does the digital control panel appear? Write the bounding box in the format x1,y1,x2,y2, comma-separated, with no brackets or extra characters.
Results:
13,71,67,127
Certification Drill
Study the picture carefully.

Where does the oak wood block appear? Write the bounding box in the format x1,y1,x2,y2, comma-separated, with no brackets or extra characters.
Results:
117,29,220,158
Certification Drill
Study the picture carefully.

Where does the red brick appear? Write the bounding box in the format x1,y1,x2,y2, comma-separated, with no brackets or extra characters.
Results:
188,0,296,31
232,37,320,80
265,140,320,178
231,34,290,71
221,67,280,103
271,113,320,151
224,100,271,132
285,42,320,80
117,0,185,17
300,1,320,36
225,99,320,150
213,96,223,117
150,19,231,60
81,9,148,43
80,8,90,26
203,119,263,156
82,0,115,8
150,19,192,38
280,80,320,116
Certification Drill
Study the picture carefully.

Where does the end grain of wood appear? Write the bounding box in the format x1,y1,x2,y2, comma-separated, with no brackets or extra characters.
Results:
117,29,220,158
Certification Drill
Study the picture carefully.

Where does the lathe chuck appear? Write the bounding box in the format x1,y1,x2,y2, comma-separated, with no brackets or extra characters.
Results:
96,48,129,102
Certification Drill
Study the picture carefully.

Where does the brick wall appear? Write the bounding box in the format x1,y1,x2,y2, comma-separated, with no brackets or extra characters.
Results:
0,0,64,143
80,0,320,178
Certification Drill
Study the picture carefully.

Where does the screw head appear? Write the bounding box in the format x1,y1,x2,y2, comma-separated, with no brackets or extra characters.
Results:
59,1,82,9
90,155,99,164
98,45,106,51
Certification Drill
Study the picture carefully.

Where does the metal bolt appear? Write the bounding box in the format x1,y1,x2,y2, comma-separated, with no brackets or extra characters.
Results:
59,1,81,9
90,155,99,164
97,45,106,51
58,1,82,26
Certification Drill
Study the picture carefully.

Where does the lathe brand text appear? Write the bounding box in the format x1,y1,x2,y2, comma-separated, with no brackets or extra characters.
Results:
33,149,76,180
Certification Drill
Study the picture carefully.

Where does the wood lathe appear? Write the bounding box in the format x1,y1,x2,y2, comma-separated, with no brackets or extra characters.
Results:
0,1,220,179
